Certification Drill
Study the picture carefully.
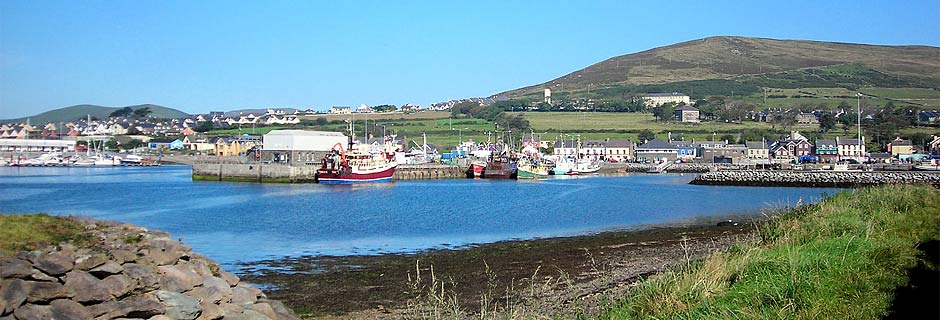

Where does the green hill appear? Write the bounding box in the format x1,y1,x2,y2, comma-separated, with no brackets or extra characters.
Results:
503,36,940,102
2,104,191,124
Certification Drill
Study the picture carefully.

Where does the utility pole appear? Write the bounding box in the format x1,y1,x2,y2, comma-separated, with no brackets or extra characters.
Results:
857,93,862,161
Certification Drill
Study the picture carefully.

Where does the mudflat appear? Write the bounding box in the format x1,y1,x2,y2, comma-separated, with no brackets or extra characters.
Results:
238,221,756,319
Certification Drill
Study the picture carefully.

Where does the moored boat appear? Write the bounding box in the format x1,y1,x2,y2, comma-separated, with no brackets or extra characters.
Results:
517,160,550,179
316,142,397,184
481,157,517,179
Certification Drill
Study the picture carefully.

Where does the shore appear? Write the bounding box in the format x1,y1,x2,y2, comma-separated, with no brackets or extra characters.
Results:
237,220,757,319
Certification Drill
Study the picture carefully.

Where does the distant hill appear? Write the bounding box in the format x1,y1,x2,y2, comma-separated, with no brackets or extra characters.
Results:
2,104,191,124
502,36,940,100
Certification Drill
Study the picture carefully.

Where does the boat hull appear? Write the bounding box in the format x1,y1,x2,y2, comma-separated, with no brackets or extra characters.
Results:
316,166,396,184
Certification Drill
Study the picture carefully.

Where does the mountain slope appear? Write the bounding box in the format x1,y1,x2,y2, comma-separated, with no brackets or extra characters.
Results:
2,104,190,124
503,36,940,98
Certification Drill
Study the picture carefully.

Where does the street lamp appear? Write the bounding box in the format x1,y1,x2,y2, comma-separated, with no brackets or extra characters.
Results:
856,92,862,161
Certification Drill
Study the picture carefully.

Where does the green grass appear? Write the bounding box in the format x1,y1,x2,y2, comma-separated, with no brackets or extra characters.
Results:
0,214,92,255
207,126,287,135
513,112,772,132
860,87,940,100
598,184,940,319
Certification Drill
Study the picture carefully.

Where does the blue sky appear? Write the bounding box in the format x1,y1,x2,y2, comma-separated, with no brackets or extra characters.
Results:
1,0,938,119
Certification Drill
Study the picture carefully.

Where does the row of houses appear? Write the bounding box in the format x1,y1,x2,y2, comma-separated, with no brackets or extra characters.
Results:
547,131,911,164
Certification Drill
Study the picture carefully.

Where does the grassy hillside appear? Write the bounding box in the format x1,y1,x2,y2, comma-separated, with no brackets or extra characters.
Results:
503,36,940,103
599,184,940,319
2,104,190,124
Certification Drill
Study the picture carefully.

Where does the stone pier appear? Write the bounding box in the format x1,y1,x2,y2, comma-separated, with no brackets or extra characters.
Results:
690,170,940,188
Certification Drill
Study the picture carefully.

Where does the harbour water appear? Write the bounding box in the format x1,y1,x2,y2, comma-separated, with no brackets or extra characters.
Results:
0,166,840,270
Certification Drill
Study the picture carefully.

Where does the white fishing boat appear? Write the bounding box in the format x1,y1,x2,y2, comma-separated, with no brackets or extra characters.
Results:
573,159,601,174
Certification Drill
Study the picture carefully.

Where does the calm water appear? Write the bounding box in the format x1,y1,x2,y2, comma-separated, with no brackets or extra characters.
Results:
0,166,840,270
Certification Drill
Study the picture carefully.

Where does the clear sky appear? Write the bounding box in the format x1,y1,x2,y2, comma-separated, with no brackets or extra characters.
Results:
1,0,938,119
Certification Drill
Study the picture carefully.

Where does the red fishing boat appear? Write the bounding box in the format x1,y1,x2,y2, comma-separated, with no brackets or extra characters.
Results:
316,142,397,184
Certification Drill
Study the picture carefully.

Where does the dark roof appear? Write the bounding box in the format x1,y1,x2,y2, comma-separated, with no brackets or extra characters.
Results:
553,139,579,148
839,139,862,145
638,139,677,150
606,139,633,148
675,104,698,111
745,141,766,149
671,141,694,148
642,92,687,97
816,139,837,146
892,139,912,146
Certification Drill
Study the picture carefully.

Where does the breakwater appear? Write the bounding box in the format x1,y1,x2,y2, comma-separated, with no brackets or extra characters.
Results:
0,218,298,320
691,170,940,187
606,163,747,173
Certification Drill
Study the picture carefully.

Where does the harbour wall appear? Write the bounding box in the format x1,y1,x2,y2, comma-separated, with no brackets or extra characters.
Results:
191,163,465,183
690,170,940,188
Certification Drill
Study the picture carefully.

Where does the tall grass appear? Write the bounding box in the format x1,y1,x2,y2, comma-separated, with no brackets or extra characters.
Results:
599,184,940,319
0,214,90,255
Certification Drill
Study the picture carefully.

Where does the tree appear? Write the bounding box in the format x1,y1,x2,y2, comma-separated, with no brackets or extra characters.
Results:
132,107,152,118
110,107,133,118
126,126,142,135
373,105,397,113
819,112,836,133
719,134,735,143
105,140,119,150
637,129,656,142
125,139,143,150
314,117,328,126
194,121,214,133
651,102,676,122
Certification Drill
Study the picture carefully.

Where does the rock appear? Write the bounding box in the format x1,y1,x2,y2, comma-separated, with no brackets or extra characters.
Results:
219,303,244,318
150,315,173,320
156,290,202,320
219,272,239,287
197,301,224,320
74,253,108,271
64,270,111,303
248,302,277,320
187,286,225,305
124,263,160,291
264,300,300,320
0,258,33,279
12,304,52,320
49,299,93,319
28,269,59,282
239,309,273,320
110,249,139,264
26,281,74,303
185,261,213,279
230,285,260,306
157,265,202,293
143,247,182,266
0,279,32,315
33,252,74,276
191,277,232,304
89,294,165,319
101,274,134,298
90,260,124,277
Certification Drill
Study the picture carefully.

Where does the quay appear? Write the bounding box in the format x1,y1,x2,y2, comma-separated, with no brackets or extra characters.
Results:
191,162,465,183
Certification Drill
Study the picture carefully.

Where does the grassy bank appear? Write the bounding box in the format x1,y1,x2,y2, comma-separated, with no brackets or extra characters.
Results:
599,184,940,319
0,214,91,256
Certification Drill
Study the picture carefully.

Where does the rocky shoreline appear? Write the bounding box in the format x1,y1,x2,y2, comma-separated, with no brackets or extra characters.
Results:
237,220,757,319
0,218,299,320
691,170,940,187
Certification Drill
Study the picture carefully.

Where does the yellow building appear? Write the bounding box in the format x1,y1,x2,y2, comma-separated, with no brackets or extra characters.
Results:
888,138,914,156
214,138,257,156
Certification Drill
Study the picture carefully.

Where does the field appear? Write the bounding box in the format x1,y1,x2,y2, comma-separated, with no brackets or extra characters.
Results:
601,184,940,319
